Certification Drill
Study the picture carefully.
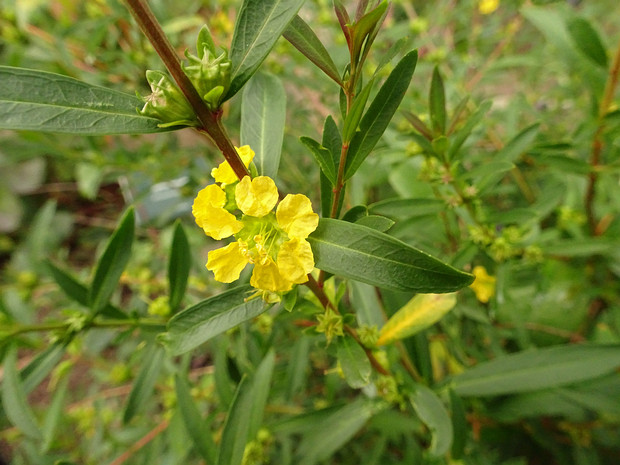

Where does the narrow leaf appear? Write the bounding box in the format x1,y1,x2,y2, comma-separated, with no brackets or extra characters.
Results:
217,376,254,465
308,219,474,293
88,208,135,314
168,221,191,312
410,385,453,457
226,0,305,99
567,17,608,68
20,342,66,393
2,347,42,440
41,375,69,453
45,260,126,319
342,79,374,143
377,293,457,345
300,136,337,185
283,15,342,85
165,286,268,355
350,1,389,63
337,335,371,388
355,214,394,232
0,66,164,134
403,110,433,140
175,374,217,463
496,123,540,163
248,350,276,439
333,0,351,43
429,66,446,135
241,73,286,178
298,399,380,465
449,389,467,459
446,100,491,160
123,344,164,423
345,50,418,179
452,344,620,397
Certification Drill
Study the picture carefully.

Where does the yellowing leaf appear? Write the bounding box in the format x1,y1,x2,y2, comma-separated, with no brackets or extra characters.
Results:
377,293,457,345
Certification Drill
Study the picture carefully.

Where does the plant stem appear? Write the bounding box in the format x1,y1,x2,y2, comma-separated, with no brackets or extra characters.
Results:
4,317,167,337
124,0,249,181
585,36,620,235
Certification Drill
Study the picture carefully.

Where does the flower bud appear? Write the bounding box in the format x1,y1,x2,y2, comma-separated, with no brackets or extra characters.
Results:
139,70,197,127
183,26,232,110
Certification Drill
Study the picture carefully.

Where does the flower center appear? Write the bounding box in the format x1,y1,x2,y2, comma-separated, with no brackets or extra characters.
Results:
234,213,288,264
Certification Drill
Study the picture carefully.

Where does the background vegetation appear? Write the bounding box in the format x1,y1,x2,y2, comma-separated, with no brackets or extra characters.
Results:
1,0,619,464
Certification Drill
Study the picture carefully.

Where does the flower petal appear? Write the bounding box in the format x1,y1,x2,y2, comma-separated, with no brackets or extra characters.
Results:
207,242,249,283
211,145,255,185
235,176,278,217
193,184,243,240
250,257,293,292
276,194,319,239
277,239,314,284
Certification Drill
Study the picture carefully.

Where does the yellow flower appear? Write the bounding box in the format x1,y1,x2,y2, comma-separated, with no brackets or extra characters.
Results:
478,0,499,15
469,265,496,303
193,174,319,299
210,145,255,185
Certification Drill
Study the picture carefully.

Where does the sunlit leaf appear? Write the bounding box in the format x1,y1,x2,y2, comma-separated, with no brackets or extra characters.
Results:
410,384,453,457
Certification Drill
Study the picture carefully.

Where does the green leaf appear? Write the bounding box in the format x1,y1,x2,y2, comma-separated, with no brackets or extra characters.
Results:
496,123,540,163
241,73,286,178
449,389,467,459
0,66,164,134
300,136,337,185
403,110,433,140
350,0,389,65
20,342,66,393
45,260,126,319
298,399,381,465
410,385,453,457
342,79,374,143
429,66,446,135
226,0,305,100
567,17,608,68
336,335,371,388
165,286,268,355
168,221,191,312
175,374,216,463
283,15,342,86
307,219,474,293
452,344,620,397
2,347,42,440
544,238,619,257
41,375,69,453
217,376,254,465
345,50,418,180
377,293,457,345
446,100,491,160
463,160,514,194
123,343,164,424
88,208,135,314
369,198,445,219
248,350,276,439
355,214,394,232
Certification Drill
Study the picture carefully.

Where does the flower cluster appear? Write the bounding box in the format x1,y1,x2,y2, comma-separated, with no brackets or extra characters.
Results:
193,146,319,301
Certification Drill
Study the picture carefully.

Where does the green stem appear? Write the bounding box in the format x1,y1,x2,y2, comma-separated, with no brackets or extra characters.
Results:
4,317,167,337
585,36,620,235
124,0,249,181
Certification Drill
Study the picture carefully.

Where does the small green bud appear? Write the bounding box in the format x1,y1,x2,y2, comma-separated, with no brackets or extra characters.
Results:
183,37,232,110
358,325,379,347
316,309,344,345
140,70,198,127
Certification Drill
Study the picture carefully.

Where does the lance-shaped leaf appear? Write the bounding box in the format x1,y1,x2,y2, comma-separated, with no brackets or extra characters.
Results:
247,350,276,439
307,219,473,293
20,342,66,393
567,17,608,68
377,293,457,345
2,347,43,441
452,344,620,397
241,73,286,178
165,286,268,355
226,0,305,100
337,335,371,388
345,50,418,180
410,385,453,457
217,376,254,465
301,136,337,186
123,343,164,424
283,15,343,86
88,208,135,314
0,66,165,134
168,221,191,312
429,66,446,135
175,374,217,463
342,78,374,143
